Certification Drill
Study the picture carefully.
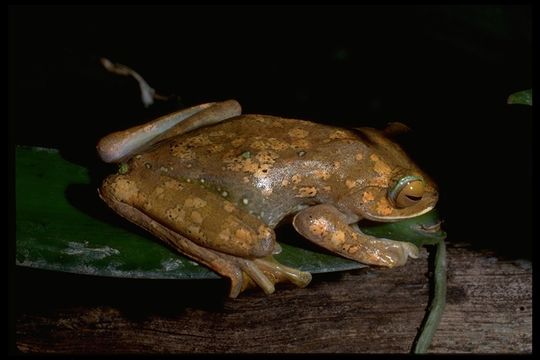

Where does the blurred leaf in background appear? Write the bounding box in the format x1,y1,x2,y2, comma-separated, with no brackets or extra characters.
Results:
507,89,532,106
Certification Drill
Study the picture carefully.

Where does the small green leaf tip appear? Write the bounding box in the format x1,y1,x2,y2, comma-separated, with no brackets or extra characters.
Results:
507,89,532,106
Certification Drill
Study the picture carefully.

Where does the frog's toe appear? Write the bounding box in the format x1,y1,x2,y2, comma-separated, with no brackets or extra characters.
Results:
272,242,283,255
226,255,312,296
254,256,312,288
402,241,420,259
379,239,420,267
237,258,276,295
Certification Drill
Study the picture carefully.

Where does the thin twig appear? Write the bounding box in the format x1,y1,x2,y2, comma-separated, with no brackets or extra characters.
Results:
100,57,178,107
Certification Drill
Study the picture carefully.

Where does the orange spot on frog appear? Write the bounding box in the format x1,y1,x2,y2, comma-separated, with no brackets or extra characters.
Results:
313,169,331,180
296,187,318,198
345,179,357,189
362,191,375,202
288,128,309,138
235,228,254,243
291,174,302,184
330,230,346,246
109,177,140,203
255,150,279,165
375,199,393,216
165,205,186,222
184,197,207,209
190,211,204,224
329,130,350,140
370,154,392,176
308,218,328,238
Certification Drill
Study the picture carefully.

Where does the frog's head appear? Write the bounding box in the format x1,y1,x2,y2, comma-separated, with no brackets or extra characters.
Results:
340,126,439,222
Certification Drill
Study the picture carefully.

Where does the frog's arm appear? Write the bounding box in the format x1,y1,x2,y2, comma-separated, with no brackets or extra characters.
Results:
293,204,419,267
97,100,241,163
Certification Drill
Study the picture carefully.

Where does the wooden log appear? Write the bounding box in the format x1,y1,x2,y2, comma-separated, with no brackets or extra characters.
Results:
14,245,531,353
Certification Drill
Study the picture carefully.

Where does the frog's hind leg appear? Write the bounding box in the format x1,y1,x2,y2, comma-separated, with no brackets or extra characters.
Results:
97,100,241,163
99,189,246,296
100,186,310,296
100,170,311,297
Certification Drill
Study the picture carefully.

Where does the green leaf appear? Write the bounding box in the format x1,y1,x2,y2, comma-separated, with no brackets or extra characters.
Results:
16,146,445,279
361,210,446,248
16,146,365,278
507,89,532,106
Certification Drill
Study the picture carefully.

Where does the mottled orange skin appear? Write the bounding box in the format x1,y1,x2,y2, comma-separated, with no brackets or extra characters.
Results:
99,108,438,297
119,115,436,226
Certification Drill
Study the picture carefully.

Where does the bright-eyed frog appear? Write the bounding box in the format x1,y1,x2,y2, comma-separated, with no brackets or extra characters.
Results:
97,100,438,297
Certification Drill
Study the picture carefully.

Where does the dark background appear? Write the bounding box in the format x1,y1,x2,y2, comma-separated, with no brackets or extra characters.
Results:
10,5,532,259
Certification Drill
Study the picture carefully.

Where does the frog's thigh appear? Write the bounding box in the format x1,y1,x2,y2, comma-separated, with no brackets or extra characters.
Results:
99,187,247,297
101,171,276,259
97,99,241,163
293,204,419,267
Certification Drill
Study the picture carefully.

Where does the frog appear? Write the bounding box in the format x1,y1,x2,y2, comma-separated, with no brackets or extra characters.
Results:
97,99,438,298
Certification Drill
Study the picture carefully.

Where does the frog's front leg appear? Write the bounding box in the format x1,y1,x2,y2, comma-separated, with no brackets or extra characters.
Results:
99,170,311,297
293,204,419,267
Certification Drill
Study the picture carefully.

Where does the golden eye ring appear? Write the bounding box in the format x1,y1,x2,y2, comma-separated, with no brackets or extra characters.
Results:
389,175,425,208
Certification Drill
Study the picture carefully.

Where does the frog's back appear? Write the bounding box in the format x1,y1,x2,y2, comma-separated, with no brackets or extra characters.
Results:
163,114,362,162
134,114,366,226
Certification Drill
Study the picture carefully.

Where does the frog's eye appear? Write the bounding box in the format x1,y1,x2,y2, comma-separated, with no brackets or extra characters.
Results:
388,175,425,208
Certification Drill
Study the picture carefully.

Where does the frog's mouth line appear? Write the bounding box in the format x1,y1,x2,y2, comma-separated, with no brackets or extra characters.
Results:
362,204,435,222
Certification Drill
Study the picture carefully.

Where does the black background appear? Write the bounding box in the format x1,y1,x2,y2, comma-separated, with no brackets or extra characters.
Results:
10,5,532,260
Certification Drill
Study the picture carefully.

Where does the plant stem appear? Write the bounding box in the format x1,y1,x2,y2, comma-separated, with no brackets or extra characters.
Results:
412,240,447,354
